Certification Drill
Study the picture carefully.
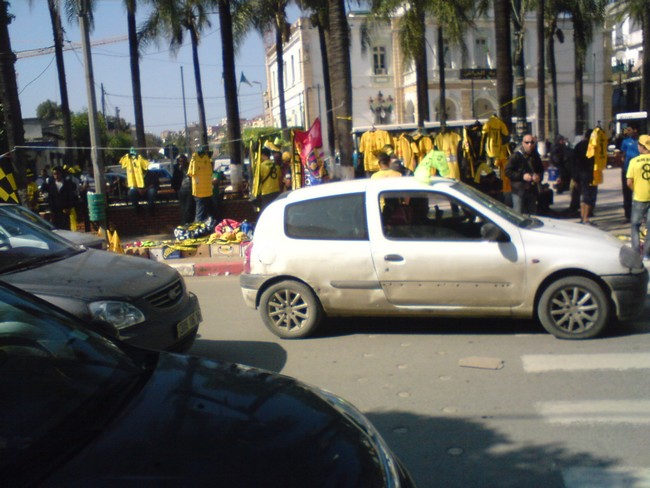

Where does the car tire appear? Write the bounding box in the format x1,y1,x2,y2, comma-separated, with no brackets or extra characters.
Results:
537,276,610,339
259,280,323,339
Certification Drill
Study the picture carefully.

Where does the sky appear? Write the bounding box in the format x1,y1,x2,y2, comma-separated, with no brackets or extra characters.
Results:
9,0,300,137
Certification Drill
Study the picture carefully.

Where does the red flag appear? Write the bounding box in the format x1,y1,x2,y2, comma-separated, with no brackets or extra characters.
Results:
293,119,328,186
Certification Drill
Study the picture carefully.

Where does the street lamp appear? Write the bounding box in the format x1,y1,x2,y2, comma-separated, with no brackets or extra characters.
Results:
369,91,394,125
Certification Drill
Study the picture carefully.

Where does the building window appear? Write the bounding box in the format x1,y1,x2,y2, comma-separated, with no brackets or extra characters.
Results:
373,46,387,75
474,38,490,68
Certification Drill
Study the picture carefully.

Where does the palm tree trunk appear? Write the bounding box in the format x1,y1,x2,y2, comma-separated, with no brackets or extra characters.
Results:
574,51,585,136
218,0,243,167
189,26,208,148
327,0,353,175
494,0,513,130
275,15,288,138
512,0,527,141
536,0,546,144
126,0,146,151
642,10,650,134
414,6,429,125
548,20,559,139
48,0,74,165
317,24,335,157
0,2,25,185
436,27,445,125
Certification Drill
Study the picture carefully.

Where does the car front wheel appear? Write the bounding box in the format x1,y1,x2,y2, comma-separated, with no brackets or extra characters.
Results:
259,280,323,339
537,276,610,339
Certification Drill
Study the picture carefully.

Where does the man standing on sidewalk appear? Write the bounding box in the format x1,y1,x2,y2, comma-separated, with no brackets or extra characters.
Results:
626,134,650,262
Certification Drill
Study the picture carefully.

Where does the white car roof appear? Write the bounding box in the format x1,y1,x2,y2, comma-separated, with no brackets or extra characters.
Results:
279,176,454,203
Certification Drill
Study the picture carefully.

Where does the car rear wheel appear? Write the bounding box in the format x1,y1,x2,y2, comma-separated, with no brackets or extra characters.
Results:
259,280,323,339
537,276,610,339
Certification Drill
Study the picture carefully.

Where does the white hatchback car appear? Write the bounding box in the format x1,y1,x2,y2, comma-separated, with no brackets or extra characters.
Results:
240,177,648,340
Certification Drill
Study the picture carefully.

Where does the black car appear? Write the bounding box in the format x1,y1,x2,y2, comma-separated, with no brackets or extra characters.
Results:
0,281,414,487
0,210,201,352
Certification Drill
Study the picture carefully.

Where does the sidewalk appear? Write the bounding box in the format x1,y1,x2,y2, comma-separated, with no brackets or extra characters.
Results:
128,168,631,278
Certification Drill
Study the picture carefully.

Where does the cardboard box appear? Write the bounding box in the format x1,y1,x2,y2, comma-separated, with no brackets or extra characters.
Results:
149,246,181,261
196,243,211,257
210,243,240,257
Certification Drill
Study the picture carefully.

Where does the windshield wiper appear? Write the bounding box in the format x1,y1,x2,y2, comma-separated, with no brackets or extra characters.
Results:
0,249,81,273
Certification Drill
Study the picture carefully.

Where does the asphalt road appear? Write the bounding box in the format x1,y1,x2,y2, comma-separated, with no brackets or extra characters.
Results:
186,275,650,488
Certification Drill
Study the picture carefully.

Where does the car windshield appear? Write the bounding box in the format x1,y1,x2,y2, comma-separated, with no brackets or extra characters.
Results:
451,181,544,229
0,282,144,479
0,211,83,273
0,205,56,231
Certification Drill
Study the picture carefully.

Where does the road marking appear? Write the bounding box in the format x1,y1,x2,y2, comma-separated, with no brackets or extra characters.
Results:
536,400,650,424
563,466,650,488
522,353,650,373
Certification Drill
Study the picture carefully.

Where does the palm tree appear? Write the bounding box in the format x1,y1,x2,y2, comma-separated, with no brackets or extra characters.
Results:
295,0,335,156
0,1,26,185
492,0,514,129
536,0,545,143
327,0,353,173
236,0,291,138
565,0,607,136
369,0,473,129
545,0,566,139
615,0,650,134
27,0,75,165
125,0,146,151
140,0,212,147
217,0,244,167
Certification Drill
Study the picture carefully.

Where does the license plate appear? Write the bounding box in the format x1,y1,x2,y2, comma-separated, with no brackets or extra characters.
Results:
176,309,202,339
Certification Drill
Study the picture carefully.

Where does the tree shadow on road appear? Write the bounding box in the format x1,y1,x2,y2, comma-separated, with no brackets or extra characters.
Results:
367,410,636,488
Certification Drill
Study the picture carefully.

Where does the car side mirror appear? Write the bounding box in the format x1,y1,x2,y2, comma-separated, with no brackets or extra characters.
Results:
481,223,510,243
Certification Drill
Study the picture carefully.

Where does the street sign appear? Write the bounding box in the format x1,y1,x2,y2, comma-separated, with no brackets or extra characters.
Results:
460,69,497,80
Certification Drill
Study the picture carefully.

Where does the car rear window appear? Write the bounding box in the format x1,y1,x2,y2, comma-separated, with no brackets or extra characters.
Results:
284,193,368,240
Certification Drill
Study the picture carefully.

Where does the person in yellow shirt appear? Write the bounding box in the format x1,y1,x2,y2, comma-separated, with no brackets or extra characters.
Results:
626,134,650,261
371,152,402,179
259,147,282,211
189,145,213,222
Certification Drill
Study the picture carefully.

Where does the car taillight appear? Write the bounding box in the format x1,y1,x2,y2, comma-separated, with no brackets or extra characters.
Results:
243,242,253,274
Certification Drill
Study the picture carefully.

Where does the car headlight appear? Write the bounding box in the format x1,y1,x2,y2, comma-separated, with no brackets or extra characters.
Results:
89,301,146,329
619,245,643,269
318,389,406,488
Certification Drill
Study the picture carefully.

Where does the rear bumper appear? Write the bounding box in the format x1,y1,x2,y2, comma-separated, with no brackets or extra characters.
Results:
603,269,649,321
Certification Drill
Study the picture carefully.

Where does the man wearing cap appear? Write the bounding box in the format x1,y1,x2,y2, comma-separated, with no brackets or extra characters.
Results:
620,124,640,221
626,134,650,261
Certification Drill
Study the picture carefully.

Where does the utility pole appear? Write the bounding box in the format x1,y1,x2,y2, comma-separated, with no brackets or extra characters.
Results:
181,66,189,156
78,0,106,236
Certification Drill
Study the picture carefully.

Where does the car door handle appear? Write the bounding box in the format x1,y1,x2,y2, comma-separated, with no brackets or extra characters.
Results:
384,254,404,262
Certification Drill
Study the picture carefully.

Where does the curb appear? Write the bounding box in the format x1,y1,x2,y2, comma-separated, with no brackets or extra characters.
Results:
168,260,244,277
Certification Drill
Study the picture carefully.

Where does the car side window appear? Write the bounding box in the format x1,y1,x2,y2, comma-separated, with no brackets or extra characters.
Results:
380,191,486,241
285,193,368,240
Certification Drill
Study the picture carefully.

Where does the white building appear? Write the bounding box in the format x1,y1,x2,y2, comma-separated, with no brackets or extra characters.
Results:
265,9,610,156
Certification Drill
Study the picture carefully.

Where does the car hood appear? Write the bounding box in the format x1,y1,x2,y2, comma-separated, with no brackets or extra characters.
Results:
2,248,179,301
47,352,390,487
54,229,106,249
525,217,623,247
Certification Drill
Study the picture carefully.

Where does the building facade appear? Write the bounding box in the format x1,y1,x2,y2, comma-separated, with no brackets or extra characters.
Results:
265,9,610,158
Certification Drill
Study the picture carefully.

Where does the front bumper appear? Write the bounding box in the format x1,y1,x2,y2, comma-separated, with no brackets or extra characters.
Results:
118,292,202,352
603,268,649,321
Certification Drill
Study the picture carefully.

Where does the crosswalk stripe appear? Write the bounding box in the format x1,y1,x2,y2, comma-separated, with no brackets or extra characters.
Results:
563,466,650,488
522,353,650,373
536,400,650,424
